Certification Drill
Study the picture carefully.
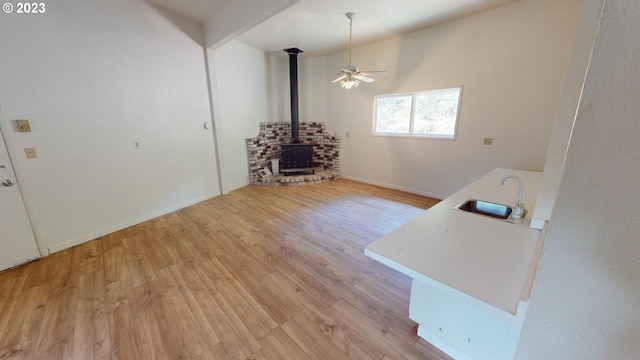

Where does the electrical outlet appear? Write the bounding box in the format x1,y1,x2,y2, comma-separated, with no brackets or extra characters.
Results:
25,147,37,159
483,137,493,145
16,120,31,132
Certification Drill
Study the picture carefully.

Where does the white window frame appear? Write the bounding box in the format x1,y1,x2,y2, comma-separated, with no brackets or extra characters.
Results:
372,86,463,140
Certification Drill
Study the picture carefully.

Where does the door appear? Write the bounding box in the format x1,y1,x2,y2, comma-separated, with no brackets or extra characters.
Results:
0,127,40,271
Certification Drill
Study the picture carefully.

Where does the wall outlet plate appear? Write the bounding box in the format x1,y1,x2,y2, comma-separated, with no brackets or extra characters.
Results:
25,147,37,159
16,120,32,132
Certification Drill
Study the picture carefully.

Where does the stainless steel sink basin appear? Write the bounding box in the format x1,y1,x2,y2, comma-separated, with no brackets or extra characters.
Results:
455,199,513,219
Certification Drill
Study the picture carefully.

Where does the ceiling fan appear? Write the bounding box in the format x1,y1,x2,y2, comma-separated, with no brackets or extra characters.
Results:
331,12,387,89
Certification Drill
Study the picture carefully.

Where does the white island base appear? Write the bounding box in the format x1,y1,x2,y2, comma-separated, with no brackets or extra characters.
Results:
365,169,546,360
409,279,524,360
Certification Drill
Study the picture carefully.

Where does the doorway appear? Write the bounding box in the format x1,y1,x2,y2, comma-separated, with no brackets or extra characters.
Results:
0,118,40,271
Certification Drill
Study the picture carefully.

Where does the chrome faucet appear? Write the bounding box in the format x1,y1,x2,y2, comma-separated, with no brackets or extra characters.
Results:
500,175,525,218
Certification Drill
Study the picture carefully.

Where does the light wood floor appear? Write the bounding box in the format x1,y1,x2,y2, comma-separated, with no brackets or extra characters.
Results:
0,179,450,360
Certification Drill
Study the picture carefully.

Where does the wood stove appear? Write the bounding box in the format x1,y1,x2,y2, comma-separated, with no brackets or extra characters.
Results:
281,47,314,175
282,143,314,175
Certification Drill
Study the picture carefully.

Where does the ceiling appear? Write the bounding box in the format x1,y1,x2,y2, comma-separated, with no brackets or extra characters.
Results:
147,0,232,24
148,0,519,56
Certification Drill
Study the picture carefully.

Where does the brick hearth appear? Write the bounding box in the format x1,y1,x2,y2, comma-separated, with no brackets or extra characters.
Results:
246,122,340,186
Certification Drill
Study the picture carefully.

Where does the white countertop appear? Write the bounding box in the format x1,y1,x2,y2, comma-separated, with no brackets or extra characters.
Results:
365,168,545,322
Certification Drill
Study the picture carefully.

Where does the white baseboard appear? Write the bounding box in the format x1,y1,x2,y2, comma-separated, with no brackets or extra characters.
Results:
417,325,474,360
340,175,446,200
222,181,249,194
47,191,220,254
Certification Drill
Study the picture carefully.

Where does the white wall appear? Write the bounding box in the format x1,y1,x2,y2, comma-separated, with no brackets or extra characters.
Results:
265,54,328,124
325,0,582,199
531,0,604,229
516,0,640,358
299,56,328,123
210,40,271,192
267,54,289,123
0,0,219,253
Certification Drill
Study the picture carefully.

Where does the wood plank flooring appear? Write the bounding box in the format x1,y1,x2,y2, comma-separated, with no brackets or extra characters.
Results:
0,179,450,360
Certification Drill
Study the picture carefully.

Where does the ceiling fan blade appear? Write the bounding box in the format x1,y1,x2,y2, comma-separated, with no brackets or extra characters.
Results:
353,74,375,83
331,75,347,83
360,70,387,76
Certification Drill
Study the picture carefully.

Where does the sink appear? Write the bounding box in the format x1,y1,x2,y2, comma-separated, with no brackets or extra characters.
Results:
455,199,514,220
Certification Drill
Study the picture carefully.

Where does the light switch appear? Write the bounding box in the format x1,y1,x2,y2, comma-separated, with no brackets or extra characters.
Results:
16,120,31,132
483,137,493,145
25,147,37,159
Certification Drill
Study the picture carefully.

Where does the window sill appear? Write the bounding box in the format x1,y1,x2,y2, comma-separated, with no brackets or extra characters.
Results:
370,133,457,141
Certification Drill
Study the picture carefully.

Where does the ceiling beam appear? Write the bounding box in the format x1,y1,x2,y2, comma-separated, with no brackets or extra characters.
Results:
204,0,300,49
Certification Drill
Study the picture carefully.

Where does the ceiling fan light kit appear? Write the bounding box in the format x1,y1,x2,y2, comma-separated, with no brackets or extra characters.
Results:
332,12,387,90
340,77,359,89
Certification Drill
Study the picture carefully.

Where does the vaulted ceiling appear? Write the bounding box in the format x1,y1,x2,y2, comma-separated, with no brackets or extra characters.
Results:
147,0,519,56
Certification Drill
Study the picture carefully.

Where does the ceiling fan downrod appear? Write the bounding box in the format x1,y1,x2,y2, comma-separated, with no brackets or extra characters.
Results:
332,11,386,89
346,12,355,66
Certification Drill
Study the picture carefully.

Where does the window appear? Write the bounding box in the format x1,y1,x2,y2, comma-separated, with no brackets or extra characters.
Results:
373,86,462,139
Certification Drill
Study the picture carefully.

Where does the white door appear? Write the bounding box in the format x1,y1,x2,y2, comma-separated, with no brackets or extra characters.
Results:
0,127,40,271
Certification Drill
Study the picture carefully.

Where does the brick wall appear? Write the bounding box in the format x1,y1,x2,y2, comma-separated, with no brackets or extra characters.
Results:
246,122,341,184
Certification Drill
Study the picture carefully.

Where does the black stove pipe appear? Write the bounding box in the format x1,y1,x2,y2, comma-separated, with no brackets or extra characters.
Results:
284,48,303,143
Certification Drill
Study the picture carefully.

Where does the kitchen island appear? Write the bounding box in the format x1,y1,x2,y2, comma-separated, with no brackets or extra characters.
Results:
365,168,545,360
